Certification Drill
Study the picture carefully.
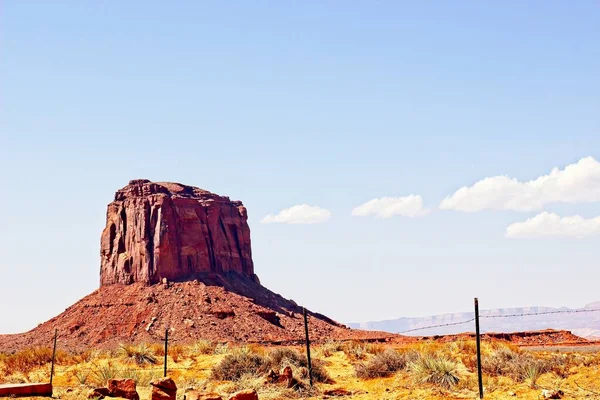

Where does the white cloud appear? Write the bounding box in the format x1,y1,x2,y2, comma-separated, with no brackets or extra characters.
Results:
440,157,600,212
352,195,429,218
506,212,600,239
261,204,331,224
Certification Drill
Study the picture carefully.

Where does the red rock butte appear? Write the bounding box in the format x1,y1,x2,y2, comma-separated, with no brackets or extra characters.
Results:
100,179,258,286
0,179,399,351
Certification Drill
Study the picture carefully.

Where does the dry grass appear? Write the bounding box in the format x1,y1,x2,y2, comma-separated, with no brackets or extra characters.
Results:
2,340,600,399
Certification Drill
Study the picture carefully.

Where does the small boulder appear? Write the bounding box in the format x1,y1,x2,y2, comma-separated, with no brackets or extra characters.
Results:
88,387,111,399
542,389,564,399
183,390,222,400
107,379,139,400
228,389,258,400
151,377,177,400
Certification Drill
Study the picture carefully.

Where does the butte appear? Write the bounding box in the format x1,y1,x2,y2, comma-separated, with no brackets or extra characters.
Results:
0,180,393,350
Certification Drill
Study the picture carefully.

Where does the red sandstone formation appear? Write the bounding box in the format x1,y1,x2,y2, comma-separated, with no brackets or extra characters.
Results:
100,180,256,286
0,179,398,350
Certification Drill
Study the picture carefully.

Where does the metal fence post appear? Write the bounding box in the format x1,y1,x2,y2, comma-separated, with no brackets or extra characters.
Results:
303,307,313,387
475,298,484,399
50,329,57,386
164,328,169,377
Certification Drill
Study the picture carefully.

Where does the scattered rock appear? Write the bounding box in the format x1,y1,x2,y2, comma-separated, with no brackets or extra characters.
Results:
228,389,258,400
87,387,110,399
107,378,139,400
211,310,236,319
151,377,177,400
264,366,302,389
542,389,564,399
256,311,281,327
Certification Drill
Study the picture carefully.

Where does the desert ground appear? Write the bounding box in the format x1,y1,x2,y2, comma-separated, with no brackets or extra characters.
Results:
2,338,599,399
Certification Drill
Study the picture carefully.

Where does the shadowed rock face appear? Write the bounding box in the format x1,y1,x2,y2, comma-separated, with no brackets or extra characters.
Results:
100,179,255,286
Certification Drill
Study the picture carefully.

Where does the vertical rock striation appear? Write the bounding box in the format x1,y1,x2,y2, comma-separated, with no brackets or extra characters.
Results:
100,179,256,286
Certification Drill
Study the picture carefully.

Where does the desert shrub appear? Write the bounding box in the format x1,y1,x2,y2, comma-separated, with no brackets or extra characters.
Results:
72,368,90,385
0,347,63,376
69,350,94,365
318,340,344,357
523,363,543,388
343,341,383,361
355,349,417,379
211,347,331,384
265,348,331,384
409,354,461,389
169,345,185,363
211,349,268,381
121,368,162,386
453,340,478,353
119,344,157,365
482,347,553,384
214,343,231,355
192,340,216,355
90,361,119,386
266,348,305,367
150,343,165,357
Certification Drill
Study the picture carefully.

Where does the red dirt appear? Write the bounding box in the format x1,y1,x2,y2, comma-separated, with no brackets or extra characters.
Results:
0,277,398,352
416,329,592,347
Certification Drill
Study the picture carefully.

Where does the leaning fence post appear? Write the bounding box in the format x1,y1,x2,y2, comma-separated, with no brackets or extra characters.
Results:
163,328,169,377
474,298,484,399
303,307,313,387
50,329,57,386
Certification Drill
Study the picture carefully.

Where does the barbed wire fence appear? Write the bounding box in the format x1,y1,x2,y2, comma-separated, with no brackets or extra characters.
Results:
394,300,600,399
1,300,599,398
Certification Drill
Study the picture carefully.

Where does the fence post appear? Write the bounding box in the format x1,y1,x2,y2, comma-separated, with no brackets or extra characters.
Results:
303,307,313,387
474,298,484,399
50,329,57,385
163,328,169,377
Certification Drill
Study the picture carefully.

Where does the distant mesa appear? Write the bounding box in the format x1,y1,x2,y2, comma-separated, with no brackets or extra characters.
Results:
100,179,258,286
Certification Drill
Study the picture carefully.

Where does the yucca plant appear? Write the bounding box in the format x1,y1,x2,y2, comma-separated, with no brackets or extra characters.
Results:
90,362,119,386
72,368,90,385
118,343,157,365
409,355,460,389
523,363,543,388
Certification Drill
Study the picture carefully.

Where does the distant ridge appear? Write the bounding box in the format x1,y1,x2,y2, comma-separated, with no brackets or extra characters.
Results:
349,303,600,339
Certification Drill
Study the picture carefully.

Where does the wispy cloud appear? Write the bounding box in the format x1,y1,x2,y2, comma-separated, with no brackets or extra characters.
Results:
352,195,429,218
506,212,600,239
261,204,331,224
440,157,600,212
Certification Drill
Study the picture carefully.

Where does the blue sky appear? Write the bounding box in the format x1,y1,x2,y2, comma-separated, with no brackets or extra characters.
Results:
1,1,599,333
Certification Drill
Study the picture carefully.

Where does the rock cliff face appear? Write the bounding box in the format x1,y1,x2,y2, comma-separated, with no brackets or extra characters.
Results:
100,179,256,286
